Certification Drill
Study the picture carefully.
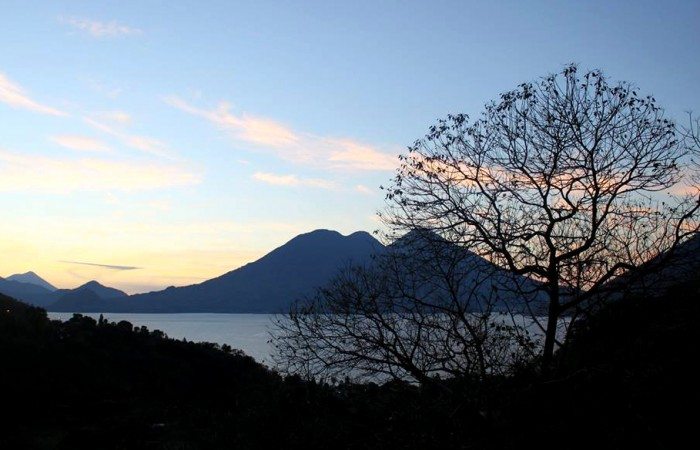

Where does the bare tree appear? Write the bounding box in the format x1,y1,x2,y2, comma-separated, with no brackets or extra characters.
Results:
683,112,700,187
274,230,539,386
382,65,700,370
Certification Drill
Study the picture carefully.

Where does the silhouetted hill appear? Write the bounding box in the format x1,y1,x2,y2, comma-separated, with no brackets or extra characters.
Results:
390,228,550,313
0,277,129,311
6,271,56,291
48,281,128,312
94,229,385,313
75,280,127,299
0,277,56,307
0,291,490,449
50,287,104,311
502,277,699,450
37,228,551,314
593,232,700,302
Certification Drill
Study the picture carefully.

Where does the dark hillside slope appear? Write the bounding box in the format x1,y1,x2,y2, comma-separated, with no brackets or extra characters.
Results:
502,278,699,449
0,292,491,449
599,233,700,300
0,293,276,448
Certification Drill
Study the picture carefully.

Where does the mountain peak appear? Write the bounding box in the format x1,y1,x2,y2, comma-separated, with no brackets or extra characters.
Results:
348,230,375,240
390,228,447,249
6,271,57,292
297,229,343,239
121,228,385,313
75,281,127,299
276,229,382,254
294,229,377,242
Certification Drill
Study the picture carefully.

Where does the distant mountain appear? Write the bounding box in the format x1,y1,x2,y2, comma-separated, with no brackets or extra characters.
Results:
388,228,549,313
75,280,127,299
49,288,104,312
47,281,128,312
42,228,550,314
6,271,56,291
0,276,128,311
0,278,56,307
73,229,385,313
7,229,698,315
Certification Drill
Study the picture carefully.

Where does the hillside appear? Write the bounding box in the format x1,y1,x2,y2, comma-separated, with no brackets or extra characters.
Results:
501,278,699,449
0,291,488,449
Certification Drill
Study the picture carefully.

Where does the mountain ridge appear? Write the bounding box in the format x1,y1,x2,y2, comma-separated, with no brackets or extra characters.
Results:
11,227,690,314
0,276,128,310
112,229,385,313
6,271,57,292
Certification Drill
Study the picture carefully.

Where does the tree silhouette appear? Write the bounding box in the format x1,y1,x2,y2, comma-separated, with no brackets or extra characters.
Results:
382,64,700,369
274,230,539,385
683,111,700,188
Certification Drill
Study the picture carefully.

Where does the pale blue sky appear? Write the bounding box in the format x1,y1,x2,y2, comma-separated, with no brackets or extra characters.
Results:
1,0,699,292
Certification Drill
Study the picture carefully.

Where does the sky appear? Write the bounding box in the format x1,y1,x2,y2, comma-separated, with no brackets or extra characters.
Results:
1,0,699,293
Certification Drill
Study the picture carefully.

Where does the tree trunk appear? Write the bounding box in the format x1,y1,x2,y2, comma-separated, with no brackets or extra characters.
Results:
541,282,560,373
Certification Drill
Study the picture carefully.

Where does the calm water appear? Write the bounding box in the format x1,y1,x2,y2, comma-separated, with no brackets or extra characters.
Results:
47,312,563,368
48,313,278,365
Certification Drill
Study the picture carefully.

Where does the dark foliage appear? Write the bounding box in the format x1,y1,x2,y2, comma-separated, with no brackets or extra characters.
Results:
0,293,489,449
500,279,699,449
1,279,695,449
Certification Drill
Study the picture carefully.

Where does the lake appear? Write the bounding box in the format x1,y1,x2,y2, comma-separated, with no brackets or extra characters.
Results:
48,313,278,365
47,312,563,368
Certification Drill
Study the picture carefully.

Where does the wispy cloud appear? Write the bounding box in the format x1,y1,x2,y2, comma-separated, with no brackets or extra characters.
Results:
164,96,398,171
0,150,199,193
252,172,335,189
164,97,299,148
84,77,124,99
58,16,142,38
326,139,397,171
355,184,374,195
0,72,67,116
97,110,132,125
60,260,141,270
84,117,172,158
50,135,110,153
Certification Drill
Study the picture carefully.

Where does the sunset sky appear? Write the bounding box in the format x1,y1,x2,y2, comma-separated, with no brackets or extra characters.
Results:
1,0,699,293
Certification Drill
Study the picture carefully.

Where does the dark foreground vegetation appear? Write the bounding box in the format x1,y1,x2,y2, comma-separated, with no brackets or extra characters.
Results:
1,280,696,450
